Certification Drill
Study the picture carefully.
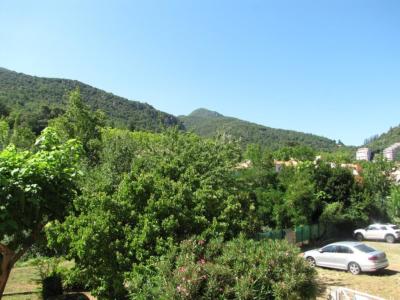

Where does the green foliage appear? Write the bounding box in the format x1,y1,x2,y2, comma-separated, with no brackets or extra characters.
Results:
0,127,82,295
364,125,400,153
319,147,355,163
360,157,393,199
180,108,339,151
0,119,9,150
273,145,316,161
50,89,105,163
0,67,182,133
387,186,400,223
0,127,82,251
0,102,10,117
9,125,36,150
277,168,317,227
47,129,259,299
126,236,317,300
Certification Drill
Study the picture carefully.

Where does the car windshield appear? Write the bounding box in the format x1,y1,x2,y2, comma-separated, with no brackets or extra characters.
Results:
390,225,399,230
354,244,375,253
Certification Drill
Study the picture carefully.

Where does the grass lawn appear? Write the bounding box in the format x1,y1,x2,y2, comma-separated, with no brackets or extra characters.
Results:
3,265,41,300
316,241,400,300
3,260,76,300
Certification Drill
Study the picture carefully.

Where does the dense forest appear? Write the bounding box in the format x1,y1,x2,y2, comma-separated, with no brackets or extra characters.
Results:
0,67,182,133
179,108,340,151
364,125,400,152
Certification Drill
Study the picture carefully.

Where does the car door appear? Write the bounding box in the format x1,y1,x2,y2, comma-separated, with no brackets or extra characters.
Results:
317,245,338,268
378,226,388,240
334,245,354,270
365,225,379,239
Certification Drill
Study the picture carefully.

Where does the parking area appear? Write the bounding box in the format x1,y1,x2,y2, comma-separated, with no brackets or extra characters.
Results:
316,241,400,299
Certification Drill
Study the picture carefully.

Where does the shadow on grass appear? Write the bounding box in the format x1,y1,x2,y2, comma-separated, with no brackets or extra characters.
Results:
3,292,91,300
369,268,399,276
3,291,40,297
62,293,91,300
315,272,346,298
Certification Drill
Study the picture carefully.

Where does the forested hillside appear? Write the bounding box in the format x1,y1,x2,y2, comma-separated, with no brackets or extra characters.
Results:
0,67,182,132
179,108,339,151
364,125,400,152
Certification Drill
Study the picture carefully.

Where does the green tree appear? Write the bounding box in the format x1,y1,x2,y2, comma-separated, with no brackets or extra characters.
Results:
387,186,400,223
50,88,105,163
241,144,279,227
0,128,81,296
275,165,317,227
359,158,393,221
0,119,9,150
273,146,315,161
47,130,259,298
9,114,36,149
0,103,9,117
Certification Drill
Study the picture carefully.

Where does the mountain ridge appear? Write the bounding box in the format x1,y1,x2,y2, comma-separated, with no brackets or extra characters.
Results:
0,67,182,132
0,67,362,151
179,108,340,151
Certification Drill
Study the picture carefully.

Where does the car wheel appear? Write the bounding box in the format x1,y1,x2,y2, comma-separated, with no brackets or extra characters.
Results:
348,262,361,275
355,233,364,241
385,234,395,243
306,256,316,267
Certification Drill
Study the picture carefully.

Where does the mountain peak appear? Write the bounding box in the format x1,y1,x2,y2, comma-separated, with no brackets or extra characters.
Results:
189,108,223,118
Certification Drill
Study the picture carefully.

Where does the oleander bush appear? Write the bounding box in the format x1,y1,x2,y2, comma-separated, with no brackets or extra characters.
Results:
126,235,317,300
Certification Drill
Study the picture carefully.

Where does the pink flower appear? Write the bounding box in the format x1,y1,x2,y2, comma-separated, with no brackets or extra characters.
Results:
198,239,205,245
198,258,206,265
178,266,187,273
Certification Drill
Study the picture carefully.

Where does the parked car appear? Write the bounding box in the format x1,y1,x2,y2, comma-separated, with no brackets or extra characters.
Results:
303,241,388,275
354,223,400,243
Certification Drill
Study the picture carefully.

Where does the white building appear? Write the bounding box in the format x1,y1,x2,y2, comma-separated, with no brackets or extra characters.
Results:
356,148,371,161
383,143,400,161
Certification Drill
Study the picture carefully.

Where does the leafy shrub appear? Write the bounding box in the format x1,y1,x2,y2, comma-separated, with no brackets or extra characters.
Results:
42,275,63,299
58,267,88,292
32,257,63,299
126,235,317,300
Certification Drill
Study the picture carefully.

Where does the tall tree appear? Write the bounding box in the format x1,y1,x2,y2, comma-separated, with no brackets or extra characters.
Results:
0,120,9,150
47,130,259,298
50,88,105,163
0,128,81,296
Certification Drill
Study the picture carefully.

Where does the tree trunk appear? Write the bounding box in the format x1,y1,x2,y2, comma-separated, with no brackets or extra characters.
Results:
0,245,14,299
0,225,41,298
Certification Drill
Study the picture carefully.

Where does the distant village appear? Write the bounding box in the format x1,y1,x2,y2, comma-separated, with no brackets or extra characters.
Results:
237,143,400,184
356,143,400,162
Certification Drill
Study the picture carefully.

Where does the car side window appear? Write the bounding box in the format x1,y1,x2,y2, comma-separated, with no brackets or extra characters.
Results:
380,226,387,230
337,246,353,254
322,245,337,253
368,226,378,230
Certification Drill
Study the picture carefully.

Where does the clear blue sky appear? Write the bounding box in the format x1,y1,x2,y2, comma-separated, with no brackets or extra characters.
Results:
1,0,399,146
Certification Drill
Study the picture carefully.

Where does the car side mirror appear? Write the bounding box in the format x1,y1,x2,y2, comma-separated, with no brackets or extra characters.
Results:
318,249,323,253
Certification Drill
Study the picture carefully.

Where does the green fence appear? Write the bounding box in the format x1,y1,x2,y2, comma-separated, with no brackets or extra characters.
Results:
257,228,286,240
295,223,325,244
258,223,335,244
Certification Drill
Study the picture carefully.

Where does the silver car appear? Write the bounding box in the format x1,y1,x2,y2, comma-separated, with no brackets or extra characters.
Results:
303,241,389,275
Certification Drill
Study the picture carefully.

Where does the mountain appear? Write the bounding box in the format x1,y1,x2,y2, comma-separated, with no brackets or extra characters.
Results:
0,67,182,132
364,125,400,152
179,108,339,151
